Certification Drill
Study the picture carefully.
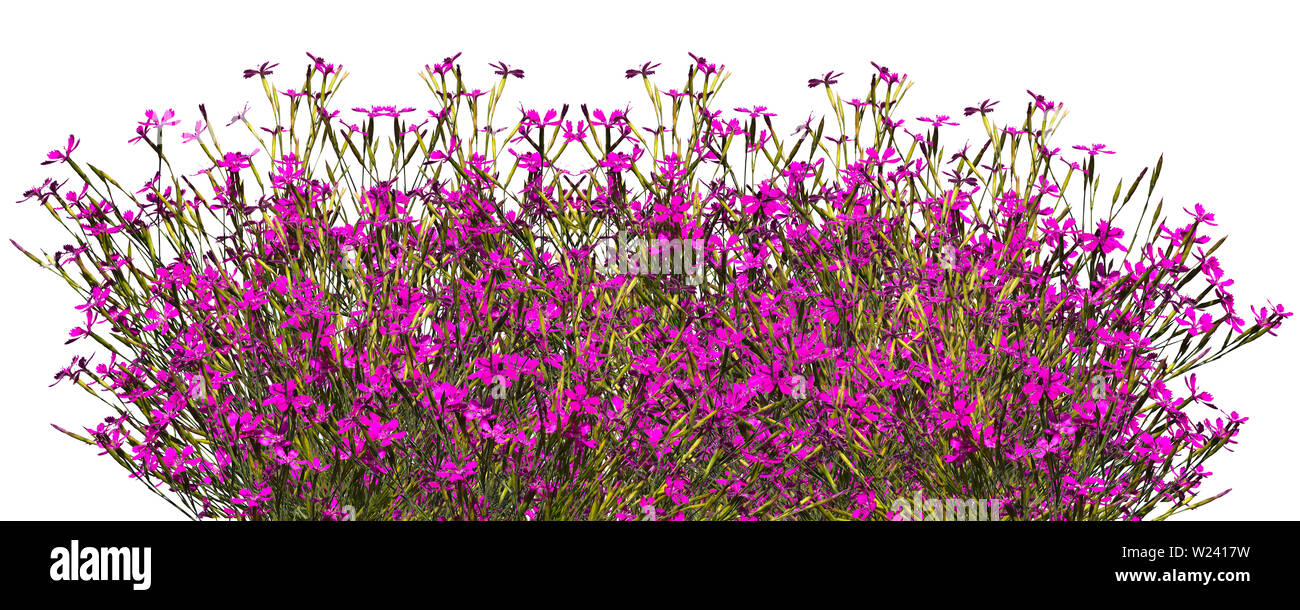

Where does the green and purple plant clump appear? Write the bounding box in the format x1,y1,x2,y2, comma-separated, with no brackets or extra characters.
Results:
14,52,1290,520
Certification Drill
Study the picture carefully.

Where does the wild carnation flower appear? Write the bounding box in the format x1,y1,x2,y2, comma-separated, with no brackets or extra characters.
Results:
15,52,1286,522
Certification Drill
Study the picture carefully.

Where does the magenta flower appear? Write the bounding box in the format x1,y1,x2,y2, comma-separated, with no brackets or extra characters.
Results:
127,109,179,143
436,459,477,483
520,107,561,128
220,150,260,173
305,51,336,75
42,134,79,165
22,53,1285,524
230,486,273,509
1176,307,1215,336
870,61,906,84
734,106,777,118
262,380,315,414
561,120,588,143
426,52,462,76
1026,89,1058,111
687,52,723,75
917,114,959,127
1135,433,1173,463
1023,361,1072,404
361,413,407,447
1184,203,1218,226
143,301,179,333
181,121,207,144
352,105,416,118
1078,221,1127,254
1072,143,1116,155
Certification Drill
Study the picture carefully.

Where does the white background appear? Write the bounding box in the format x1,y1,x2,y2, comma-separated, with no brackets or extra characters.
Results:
1,0,1295,520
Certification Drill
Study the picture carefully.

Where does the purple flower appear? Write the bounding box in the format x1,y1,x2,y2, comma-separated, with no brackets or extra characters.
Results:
490,61,524,79
243,61,279,79
963,99,999,116
870,61,906,84
807,70,844,88
625,61,661,79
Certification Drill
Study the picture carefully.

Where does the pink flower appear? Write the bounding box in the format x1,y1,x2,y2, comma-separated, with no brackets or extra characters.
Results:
436,459,477,483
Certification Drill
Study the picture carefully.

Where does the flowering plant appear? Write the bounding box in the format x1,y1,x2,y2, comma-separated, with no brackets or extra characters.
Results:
15,52,1288,520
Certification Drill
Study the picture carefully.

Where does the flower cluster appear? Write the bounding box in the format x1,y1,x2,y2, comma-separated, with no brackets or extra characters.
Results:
15,52,1288,520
